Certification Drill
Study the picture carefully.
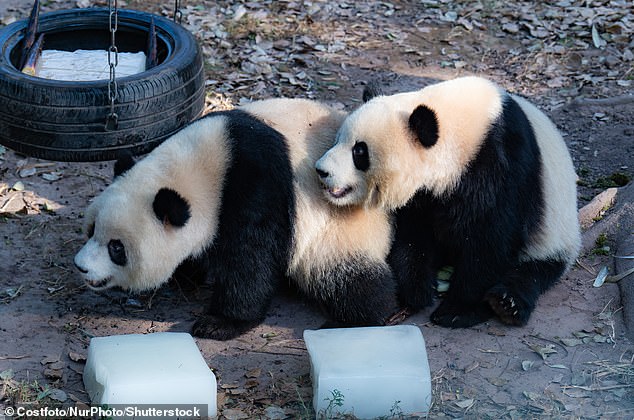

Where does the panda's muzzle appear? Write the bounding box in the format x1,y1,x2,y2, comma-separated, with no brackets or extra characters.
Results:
325,185,353,199
315,167,353,199
83,277,113,291
74,261,88,274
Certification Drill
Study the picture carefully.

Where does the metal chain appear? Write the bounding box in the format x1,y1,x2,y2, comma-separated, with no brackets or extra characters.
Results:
106,0,119,130
173,0,182,24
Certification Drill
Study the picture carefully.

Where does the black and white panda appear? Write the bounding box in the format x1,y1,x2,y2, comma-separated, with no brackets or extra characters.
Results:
74,99,396,340
315,76,581,328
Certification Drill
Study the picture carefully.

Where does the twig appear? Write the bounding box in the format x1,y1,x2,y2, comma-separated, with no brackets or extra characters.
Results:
0,355,29,360
249,349,305,357
78,171,111,183
562,384,634,391
606,267,634,283
528,334,569,357
571,95,634,107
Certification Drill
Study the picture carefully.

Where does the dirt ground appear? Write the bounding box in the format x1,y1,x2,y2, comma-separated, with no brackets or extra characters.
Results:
1,1,633,418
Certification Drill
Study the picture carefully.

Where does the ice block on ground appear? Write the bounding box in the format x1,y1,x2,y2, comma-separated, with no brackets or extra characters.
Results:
304,325,431,419
83,332,216,417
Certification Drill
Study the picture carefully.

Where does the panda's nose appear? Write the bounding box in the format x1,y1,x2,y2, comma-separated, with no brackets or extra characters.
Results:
316,168,329,179
74,260,88,274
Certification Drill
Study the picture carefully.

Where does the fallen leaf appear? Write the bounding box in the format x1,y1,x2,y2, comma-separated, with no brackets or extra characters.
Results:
560,338,583,347
11,181,24,191
41,355,60,365
43,368,63,380
264,406,286,420
454,398,474,409
0,369,14,380
68,352,86,363
529,344,557,360
488,377,508,386
48,361,65,370
222,408,249,420
19,167,37,178
523,391,540,401
48,388,67,402
591,24,607,48
464,361,479,373
546,363,568,370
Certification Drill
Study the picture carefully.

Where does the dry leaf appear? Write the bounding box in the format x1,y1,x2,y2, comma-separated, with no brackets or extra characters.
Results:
591,24,607,48
454,398,474,409
528,344,557,360
560,338,583,347
245,367,261,378
68,352,86,363
488,377,508,386
41,355,60,365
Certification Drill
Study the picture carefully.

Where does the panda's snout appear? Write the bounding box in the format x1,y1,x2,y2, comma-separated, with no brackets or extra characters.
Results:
74,260,88,274
316,167,329,179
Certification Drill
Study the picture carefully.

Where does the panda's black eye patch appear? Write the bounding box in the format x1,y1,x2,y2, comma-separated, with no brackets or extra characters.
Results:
352,141,370,172
108,239,127,266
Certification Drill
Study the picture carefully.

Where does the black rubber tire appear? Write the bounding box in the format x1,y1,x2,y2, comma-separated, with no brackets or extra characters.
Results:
0,8,205,161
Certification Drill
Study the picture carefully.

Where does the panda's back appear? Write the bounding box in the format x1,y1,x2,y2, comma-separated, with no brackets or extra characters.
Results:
205,110,296,273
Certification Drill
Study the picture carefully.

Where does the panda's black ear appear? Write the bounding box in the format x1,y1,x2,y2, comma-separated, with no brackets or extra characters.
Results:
113,151,136,178
362,81,383,103
153,188,191,228
408,104,439,148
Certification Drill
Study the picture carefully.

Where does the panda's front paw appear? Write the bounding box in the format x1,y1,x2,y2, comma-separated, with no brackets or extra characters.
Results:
485,288,532,326
430,300,493,328
191,314,259,340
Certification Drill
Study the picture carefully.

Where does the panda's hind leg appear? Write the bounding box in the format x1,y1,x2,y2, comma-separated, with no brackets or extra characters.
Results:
485,258,567,325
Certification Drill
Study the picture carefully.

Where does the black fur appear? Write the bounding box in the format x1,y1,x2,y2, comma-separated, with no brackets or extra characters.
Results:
113,151,136,178
310,256,398,328
190,110,295,340
153,188,191,227
362,81,384,103
352,142,370,172
408,105,439,148
390,95,565,328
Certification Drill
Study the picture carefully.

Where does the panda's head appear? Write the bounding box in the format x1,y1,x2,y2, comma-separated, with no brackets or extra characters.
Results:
315,77,504,209
74,182,192,291
74,117,229,292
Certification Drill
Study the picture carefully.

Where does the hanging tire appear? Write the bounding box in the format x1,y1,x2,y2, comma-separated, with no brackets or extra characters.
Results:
0,8,205,162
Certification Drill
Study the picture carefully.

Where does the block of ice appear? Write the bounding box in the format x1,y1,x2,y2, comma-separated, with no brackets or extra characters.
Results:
304,325,431,419
36,49,146,81
83,332,216,417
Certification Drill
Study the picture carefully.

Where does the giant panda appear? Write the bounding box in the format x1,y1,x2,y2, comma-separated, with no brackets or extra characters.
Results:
74,99,396,340
315,76,581,328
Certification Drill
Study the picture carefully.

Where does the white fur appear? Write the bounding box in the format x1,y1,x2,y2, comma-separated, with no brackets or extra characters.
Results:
318,76,580,265
76,99,394,297
74,116,231,291
241,98,393,293
317,76,503,209
512,94,581,264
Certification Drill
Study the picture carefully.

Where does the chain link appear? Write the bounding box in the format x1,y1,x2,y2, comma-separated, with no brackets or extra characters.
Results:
106,0,119,130
173,0,182,24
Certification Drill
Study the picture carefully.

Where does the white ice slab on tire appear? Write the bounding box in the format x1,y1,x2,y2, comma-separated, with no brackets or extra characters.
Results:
36,49,146,81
